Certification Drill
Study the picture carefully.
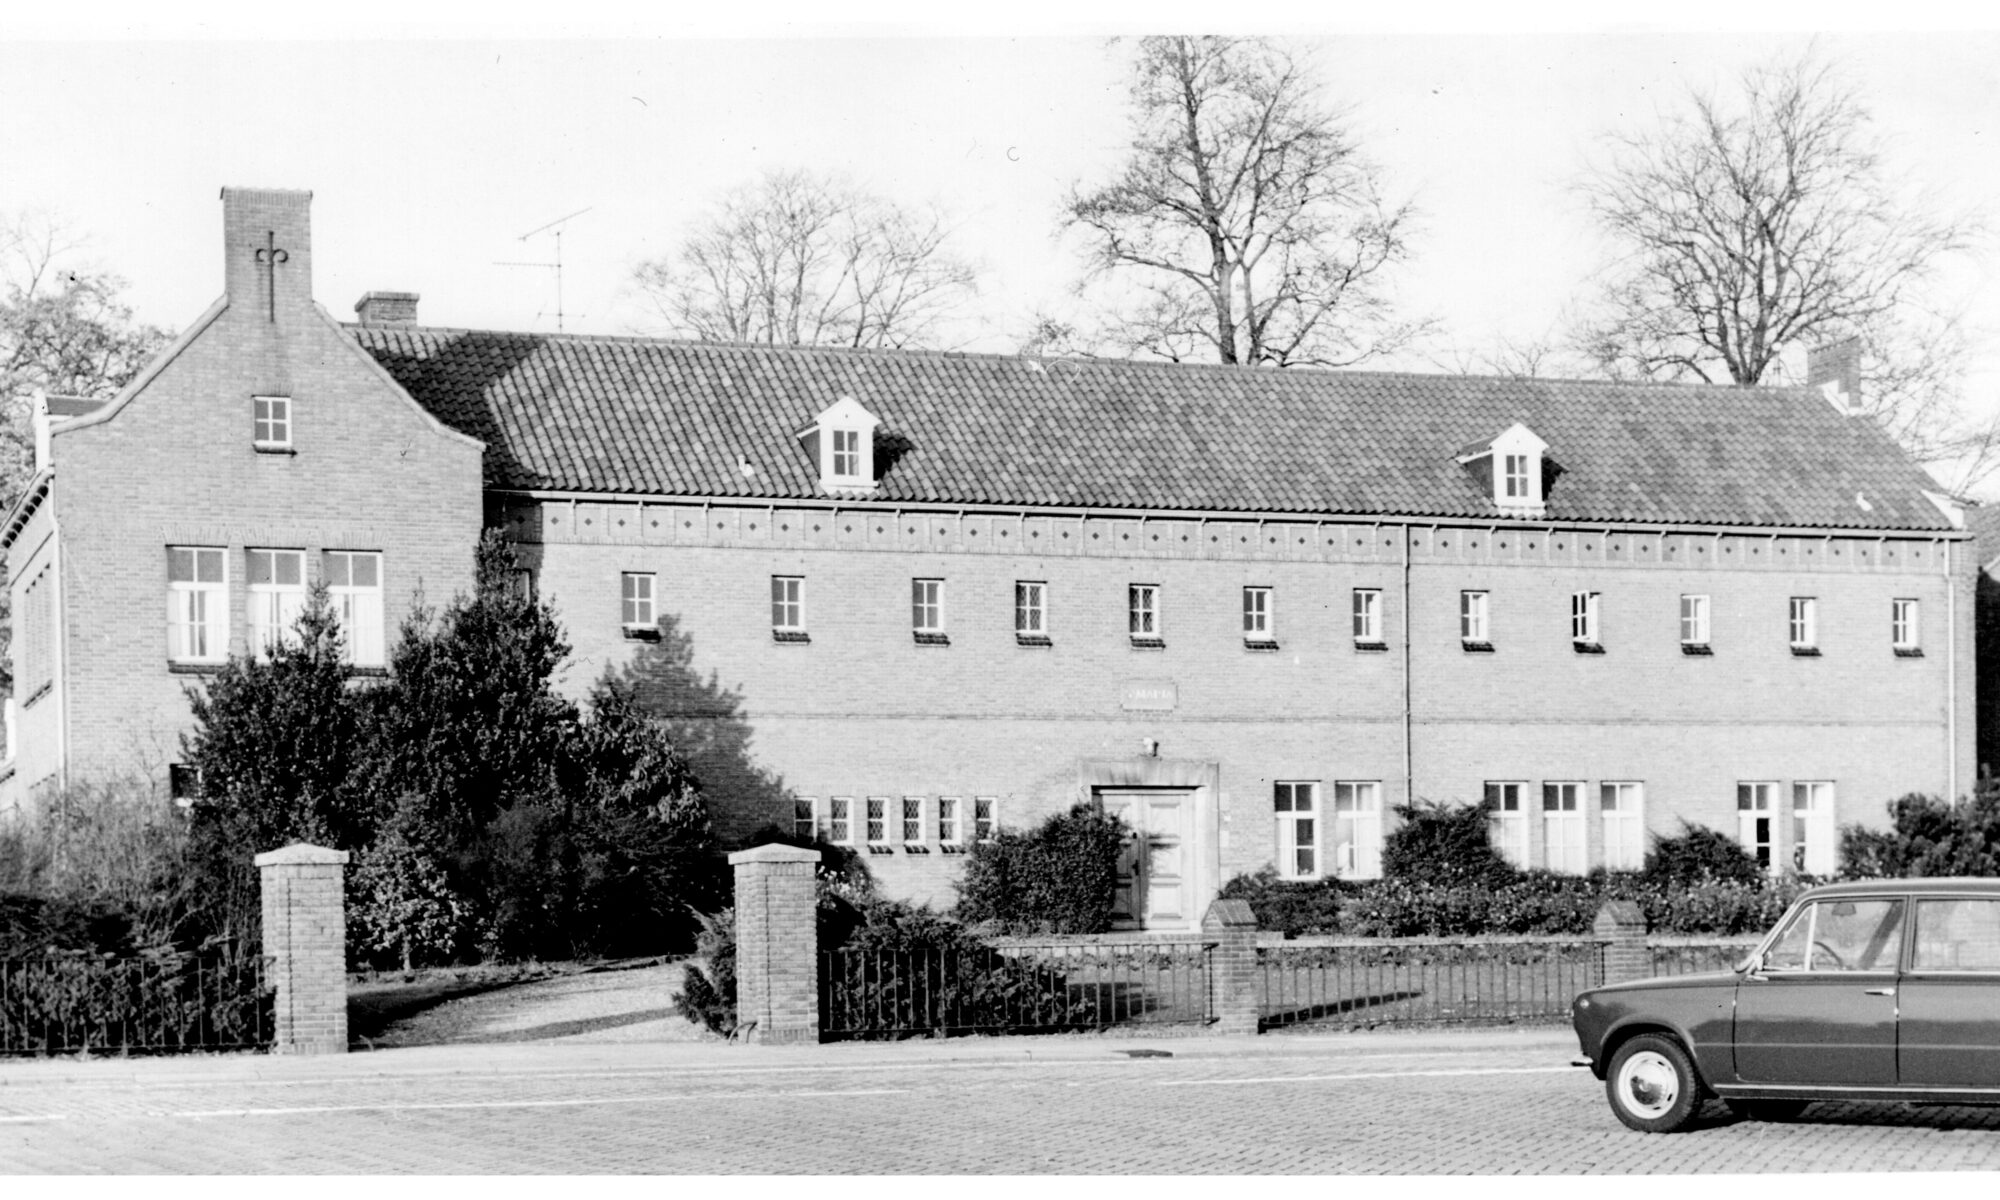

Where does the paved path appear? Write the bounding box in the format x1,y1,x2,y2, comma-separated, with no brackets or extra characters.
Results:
6,1028,2000,1173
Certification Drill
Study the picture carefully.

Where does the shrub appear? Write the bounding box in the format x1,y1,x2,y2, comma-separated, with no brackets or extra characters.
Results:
0,780,194,952
671,908,738,1037
1645,820,1764,888
954,804,1125,934
1381,799,1516,887
1219,867,1347,936
1840,790,2000,879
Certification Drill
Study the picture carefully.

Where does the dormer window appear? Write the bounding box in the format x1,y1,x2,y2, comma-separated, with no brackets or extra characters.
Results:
1457,422,1549,517
1502,453,1531,501
799,395,881,495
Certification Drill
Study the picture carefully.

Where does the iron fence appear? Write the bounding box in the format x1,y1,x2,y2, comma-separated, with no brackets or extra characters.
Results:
820,939,1215,1039
1258,936,1606,1030
1648,938,1761,978
0,944,273,1056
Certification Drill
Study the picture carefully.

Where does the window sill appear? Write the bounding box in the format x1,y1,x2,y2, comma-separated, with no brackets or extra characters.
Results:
1015,634,1052,648
1243,639,1280,653
167,660,226,675
1129,637,1166,651
252,443,297,456
1894,647,1925,658
1353,641,1388,653
1461,640,1494,654
1680,643,1713,657
902,844,930,855
940,844,968,855
1790,646,1822,658
772,630,811,645
913,631,950,647
621,625,661,642
348,665,390,678
866,843,896,855
1572,641,1605,655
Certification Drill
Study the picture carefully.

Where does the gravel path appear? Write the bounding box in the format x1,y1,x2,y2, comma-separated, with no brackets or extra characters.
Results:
360,960,721,1048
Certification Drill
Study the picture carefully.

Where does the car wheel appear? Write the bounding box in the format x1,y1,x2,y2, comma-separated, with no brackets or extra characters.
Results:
1724,1099,1810,1123
1605,1034,1703,1133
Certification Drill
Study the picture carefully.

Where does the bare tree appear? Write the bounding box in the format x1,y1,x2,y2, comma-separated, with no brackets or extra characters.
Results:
1063,36,1423,368
630,170,979,350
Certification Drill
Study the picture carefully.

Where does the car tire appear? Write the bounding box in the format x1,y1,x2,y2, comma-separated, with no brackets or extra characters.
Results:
1724,1099,1810,1123
1605,1034,1703,1133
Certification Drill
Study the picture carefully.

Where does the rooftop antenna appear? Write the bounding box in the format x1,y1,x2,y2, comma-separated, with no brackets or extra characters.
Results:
495,206,593,332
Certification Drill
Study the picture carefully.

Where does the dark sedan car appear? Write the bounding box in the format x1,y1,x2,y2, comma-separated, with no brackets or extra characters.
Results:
1573,878,2000,1132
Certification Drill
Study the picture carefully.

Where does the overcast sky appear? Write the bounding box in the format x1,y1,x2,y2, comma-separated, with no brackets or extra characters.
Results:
6,14,2000,485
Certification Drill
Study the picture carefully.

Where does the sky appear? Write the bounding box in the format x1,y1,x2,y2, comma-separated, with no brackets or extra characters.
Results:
5,10,2000,487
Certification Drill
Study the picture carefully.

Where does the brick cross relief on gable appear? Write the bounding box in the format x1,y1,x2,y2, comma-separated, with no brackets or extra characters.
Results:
253,230,289,322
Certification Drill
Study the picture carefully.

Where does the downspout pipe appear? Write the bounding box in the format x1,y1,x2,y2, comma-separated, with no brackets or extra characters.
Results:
1403,525,1414,808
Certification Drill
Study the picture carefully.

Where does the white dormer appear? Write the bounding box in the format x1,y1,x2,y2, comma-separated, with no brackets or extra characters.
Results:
1456,422,1550,517
798,395,882,495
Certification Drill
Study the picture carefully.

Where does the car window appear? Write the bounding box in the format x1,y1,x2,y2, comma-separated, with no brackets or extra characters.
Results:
1761,899,1904,972
1913,899,2000,971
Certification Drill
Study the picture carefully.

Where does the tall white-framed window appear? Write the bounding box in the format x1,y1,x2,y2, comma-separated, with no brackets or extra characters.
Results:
827,797,853,846
937,796,963,846
1129,584,1161,642
902,797,925,844
1793,782,1836,875
1331,781,1383,880
1738,781,1778,869
1273,781,1319,880
1352,589,1383,645
1243,586,1274,644
973,797,998,842
793,797,817,840
831,428,860,479
912,578,945,642
1892,598,1921,652
324,550,384,667
1542,782,1587,873
865,796,889,845
1600,782,1645,871
167,546,228,664
1680,594,1710,648
1789,597,1818,652
620,572,655,631
1502,453,1531,500
1015,581,1048,640
771,576,805,638
247,548,306,659
1460,590,1490,645
1485,781,1528,868
1571,591,1601,647
252,394,291,449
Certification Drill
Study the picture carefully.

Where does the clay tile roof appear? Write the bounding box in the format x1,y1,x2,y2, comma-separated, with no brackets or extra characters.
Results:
346,325,1955,531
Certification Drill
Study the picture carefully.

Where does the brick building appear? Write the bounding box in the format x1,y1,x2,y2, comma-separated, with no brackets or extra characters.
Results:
1,188,1977,931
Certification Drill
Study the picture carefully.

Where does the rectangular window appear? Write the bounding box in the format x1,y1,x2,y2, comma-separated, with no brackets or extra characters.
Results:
167,546,228,663
247,548,306,659
1738,782,1777,868
1331,781,1383,880
793,797,817,841
828,797,853,845
252,394,291,448
324,550,384,667
1352,589,1383,645
1571,591,1600,646
1243,587,1273,642
1913,899,2000,972
1892,598,1921,651
974,796,997,842
1542,782,1587,873
937,796,962,846
1680,594,1710,647
1502,453,1530,499
1128,584,1161,642
902,797,924,844
1015,581,1047,638
912,578,944,636
1485,782,1528,869
1460,590,1489,644
865,796,889,845
771,576,804,635
1601,782,1645,871
831,428,859,478
621,572,655,629
1789,597,1818,651
1273,781,1319,880
1793,782,1836,875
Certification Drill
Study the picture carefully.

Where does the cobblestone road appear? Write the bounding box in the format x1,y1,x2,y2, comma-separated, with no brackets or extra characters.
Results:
5,1030,2000,1173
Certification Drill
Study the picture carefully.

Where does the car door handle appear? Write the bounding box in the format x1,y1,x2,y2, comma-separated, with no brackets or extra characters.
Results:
1863,987,1896,996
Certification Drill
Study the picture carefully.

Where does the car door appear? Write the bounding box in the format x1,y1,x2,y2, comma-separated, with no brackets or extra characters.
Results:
1898,896,2000,1088
1733,896,1904,1086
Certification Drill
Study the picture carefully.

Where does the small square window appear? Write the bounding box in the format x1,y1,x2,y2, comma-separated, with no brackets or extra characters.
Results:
253,395,291,448
831,428,861,479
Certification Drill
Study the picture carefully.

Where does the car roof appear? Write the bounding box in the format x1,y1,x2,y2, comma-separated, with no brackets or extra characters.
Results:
1800,877,2000,900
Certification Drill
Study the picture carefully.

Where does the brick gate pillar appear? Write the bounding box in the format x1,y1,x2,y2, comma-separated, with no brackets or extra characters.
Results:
1202,897,1260,1036
255,843,351,1055
728,843,822,1045
1594,899,1650,985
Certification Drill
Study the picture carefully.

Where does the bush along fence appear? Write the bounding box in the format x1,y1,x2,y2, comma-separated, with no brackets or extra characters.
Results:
0,843,351,1057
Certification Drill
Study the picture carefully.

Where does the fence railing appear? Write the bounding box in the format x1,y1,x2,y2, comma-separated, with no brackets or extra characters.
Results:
820,939,1215,1039
1647,937,1762,978
1257,936,1607,1030
0,944,273,1056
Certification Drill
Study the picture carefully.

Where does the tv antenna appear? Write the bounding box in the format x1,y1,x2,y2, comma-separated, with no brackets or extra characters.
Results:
495,206,593,332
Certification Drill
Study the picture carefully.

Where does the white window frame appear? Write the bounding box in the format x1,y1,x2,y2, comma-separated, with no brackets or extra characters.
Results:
865,796,890,845
811,397,880,493
247,548,306,660
1274,781,1320,880
1331,781,1383,880
901,796,925,844
831,427,860,480
1015,581,1047,638
1793,782,1836,875
621,572,655,630
1243,586,1273,642
912,578,945,636
167,546,229,664
1738,781,1778,870
325,550,385,667
1892,598,1920,651
1460,590,1489,644
793,797,817,841
1502,453,1531,500
937,796,963,846
1571,591,1601,647
1352,588,1383,644
252,394,291,449
1128,584,1160,641
827,796,854,846
973,796,998,843
1789,596,1818,650
1485,782,1528,869
1542,782,1587,873
1600,782,1645,872
1680,594,1710,647
771,575,805,634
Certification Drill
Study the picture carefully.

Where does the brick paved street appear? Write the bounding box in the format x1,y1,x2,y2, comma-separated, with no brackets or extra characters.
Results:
5,1029,2000,1173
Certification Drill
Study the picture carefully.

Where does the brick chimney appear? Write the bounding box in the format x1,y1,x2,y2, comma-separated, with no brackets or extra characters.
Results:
1807,337,1863,414
354,291,421,326
221,187,314,323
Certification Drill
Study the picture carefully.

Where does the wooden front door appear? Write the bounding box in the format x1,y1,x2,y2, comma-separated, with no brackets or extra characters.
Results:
1098,788,1193,930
